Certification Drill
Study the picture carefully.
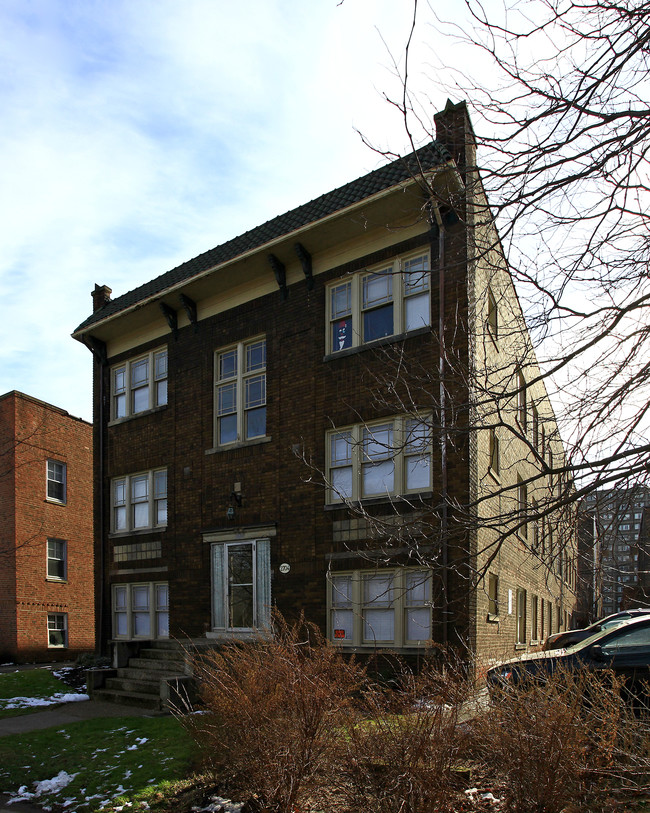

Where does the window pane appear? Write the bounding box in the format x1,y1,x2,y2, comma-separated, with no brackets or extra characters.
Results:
406,454,431,490
362,459,395,496
115,393,126,419
156,379,168,407
154,351,167,379
364,609,394,642
132,476,148,502
132,586,150,611
363,271,392,307
157,611,169,638
131,358,148,387
114,480,126,505
154,471,167,499
331,282,352,319
218,382,237,415
155,584,168,609
245,375,266,408
116,613,128,636
332,317,353,352
114,367,126,393
133,502,149,528
245,406,266,439
114,505,126,530
405,420,430,453
363,303,394,342
132,385,149,413
229,544,253,584
156,499,167,525
219,349,237,380
403,255,429,292
115,586,127,610
331,575,353,607
363,425,393,460
405,292,430,331
331,466,353,499
406,608,431,640
364,574,394,606
229,585,254,628
219,414,237,445
332,609,353,640
405,571,430,604
134,613,151,636
246,340,266,372
331,432,353,465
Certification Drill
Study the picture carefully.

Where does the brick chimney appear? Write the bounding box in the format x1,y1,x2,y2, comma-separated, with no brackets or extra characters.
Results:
92,284,112,312
434,99,476,177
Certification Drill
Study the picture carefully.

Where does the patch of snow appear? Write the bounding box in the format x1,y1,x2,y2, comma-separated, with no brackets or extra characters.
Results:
0,692,89,709
7,771,77,804
194,794,244,813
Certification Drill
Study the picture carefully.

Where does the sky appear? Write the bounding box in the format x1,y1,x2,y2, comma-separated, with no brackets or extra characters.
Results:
0,0,486,423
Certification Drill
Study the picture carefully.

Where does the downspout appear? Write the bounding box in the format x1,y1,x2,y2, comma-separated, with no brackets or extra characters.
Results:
432,210,449,646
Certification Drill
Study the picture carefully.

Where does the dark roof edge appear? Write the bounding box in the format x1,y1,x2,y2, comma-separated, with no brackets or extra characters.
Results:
73,139,452,335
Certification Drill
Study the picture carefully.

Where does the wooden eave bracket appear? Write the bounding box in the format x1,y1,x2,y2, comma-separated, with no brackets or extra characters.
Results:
159,302,179,340
179,294,198,332
268,254,288,300
294,242,313,290
83,335,107,365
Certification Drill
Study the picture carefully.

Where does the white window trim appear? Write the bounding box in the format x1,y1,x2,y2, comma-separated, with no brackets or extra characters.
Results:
112,581,169,640
46,459,66,504
111,347,168,421
47,613,68,648
46,538,67,581
327,568,432,648
326,414,432,504
326,251,431,354
213,336,267,448
111,468,167,534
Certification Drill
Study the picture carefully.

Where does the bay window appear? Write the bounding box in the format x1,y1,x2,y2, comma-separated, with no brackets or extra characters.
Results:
112,582,169,640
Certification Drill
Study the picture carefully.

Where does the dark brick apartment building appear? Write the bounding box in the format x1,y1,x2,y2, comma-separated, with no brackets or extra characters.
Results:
73,101,577,665
0,391,94,662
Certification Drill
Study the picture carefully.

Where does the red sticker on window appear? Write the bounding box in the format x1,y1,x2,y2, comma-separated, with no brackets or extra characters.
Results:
334,629,346,639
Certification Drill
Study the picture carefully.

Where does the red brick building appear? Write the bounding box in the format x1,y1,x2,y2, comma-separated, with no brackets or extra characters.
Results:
74,102,577,669
0,391,94,662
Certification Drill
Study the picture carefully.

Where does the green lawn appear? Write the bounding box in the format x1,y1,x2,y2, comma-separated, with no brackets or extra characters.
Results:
0,715,197,812
0,668,75,718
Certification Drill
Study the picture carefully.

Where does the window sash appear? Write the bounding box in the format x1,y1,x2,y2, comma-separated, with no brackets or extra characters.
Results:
328,253,430,353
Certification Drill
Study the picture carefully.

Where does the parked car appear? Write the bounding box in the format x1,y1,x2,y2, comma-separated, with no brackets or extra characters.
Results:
488,615,650,700
544,608,650,650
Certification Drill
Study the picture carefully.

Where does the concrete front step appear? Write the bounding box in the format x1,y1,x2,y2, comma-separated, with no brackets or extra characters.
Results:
127,657,186,672
118,666,186,682
92,688,164,711
106,676,162,695
138,647,188,663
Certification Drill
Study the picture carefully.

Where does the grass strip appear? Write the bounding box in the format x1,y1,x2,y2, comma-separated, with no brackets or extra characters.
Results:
0,714,197,811
0,668,75,718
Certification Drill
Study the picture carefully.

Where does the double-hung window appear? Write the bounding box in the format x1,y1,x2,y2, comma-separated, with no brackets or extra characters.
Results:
328,252,430,353
112,469,167,533
46,460,66,503
112,348,168,420
215,337,266,446
327,416,432,503
517,368,527,430
516,588,527,644
517,476,528,540
47,539,66,580
48,613,67,648
329,568,432,647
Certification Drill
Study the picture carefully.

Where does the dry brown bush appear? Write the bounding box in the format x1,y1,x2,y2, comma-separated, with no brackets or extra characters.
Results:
180,613,365,813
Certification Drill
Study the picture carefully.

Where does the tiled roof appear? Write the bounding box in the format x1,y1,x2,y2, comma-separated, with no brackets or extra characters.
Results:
74,140,449,333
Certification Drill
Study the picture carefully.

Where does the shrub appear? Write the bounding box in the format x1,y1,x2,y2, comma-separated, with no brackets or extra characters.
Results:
338,655,473,813
181,613,365,813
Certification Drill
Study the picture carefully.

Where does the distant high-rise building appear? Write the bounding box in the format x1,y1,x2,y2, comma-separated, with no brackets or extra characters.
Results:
583,487,650,615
